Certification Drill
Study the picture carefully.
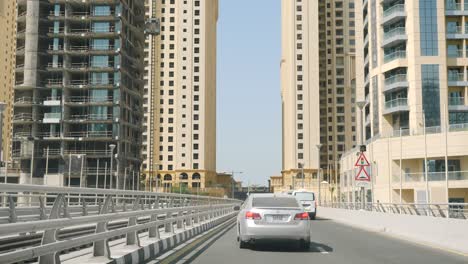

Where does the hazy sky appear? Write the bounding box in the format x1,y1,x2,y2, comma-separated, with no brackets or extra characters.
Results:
216,0,282,185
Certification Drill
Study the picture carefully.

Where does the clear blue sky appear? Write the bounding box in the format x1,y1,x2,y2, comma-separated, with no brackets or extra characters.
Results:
216,0,282,186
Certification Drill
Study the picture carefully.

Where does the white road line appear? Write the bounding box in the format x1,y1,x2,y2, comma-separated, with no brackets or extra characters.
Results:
316,246,330,254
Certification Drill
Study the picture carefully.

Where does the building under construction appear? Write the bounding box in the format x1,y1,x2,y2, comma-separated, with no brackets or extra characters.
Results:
12,0,145,188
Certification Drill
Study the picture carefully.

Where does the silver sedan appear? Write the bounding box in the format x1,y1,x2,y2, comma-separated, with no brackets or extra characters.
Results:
236,193,311,249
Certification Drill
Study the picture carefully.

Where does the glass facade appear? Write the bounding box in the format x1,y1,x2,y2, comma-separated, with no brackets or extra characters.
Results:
419,0,438,56
421,65,440,127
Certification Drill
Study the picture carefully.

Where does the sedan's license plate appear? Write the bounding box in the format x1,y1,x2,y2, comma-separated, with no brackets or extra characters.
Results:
266,215,288,222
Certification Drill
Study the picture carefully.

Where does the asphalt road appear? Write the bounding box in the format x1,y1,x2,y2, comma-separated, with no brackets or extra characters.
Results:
189,218,468,264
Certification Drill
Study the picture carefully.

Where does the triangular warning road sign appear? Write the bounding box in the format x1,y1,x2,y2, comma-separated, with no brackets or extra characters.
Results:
355,166,371,181
355,152,370,167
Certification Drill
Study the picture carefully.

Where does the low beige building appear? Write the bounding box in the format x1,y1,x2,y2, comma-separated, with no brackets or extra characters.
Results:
339,0,468,204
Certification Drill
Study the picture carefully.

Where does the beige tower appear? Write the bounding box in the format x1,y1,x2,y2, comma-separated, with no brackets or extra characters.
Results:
340,0,468,204
278,0,357,193
0,0,16,163
143,0,218,192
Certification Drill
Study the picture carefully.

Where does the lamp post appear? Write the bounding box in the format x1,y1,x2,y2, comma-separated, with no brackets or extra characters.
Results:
299,163,305,189
154,163,159,192
221,171,243,198
316,144,322,205
0,102,6,163
109,144,116,189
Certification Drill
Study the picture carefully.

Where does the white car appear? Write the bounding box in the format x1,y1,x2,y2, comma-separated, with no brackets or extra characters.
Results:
292,190,317,220
236,193,311,249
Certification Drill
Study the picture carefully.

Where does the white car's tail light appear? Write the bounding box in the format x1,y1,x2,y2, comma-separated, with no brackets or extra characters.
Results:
245,211,262,220
294,212,309,220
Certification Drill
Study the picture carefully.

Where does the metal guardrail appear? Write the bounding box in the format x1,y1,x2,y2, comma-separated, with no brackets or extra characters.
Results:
0,184,241,264
322,202,468,219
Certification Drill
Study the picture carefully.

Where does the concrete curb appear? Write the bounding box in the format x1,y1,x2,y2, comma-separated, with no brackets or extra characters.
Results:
318,207,468,256
107,213,236,264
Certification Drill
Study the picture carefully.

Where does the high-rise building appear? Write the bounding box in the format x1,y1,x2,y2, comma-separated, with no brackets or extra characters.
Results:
339,0,468,204
0,0,16,163
275,0,357,193
12,0,145,188
142,0,218,191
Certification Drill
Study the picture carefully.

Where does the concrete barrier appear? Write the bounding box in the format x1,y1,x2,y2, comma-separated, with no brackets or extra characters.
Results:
62,212,237,264
318,207,468,255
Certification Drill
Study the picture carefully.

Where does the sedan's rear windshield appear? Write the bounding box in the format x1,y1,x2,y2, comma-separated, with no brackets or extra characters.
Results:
295,192,315,201
252,197,299,208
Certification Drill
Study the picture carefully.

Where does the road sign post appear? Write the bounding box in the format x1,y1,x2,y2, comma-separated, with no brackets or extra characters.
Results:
355,152,371,209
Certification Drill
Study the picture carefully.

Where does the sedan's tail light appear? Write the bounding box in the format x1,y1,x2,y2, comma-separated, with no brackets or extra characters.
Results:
294,212,309,220
245,211,262,220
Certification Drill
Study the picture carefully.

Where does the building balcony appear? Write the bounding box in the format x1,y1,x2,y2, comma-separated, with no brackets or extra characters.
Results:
393,171,468,184
382,27,407,48
446,26,468,39
384,50,406,63
43,113,62,123
12,113,37,123
65,96,114,105
45,79,64,88
16,46,25,56
364,54,369,66
364,74,370,87
382,4,406,25
383,98,409,115
449,122,468,132
64,131,113,139
14,96,37,106
448,96,468,110
13,131,32,138
37,132,61,139
43,96,61,106
445,3,468,15
447,49,464,58
46,63,64,71
363,15,369,27
448,72,467,86
383,74,408,92
66,114,114,122
364,33,369,46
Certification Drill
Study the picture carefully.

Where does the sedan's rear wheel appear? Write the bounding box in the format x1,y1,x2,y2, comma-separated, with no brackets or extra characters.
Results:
299,240,310,250
239,239,249,249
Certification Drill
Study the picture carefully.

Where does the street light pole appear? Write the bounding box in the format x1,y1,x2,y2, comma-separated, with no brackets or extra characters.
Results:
316,144,322,205
109,144,116,189
302,164,305,189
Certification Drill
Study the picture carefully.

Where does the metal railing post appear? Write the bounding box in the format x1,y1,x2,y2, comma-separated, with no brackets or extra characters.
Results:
39,194,65,264
93,195,113,259
82,198,88,216
177,210,184,229
126,196,141,246
8,195,18,223
149,196,160,239
39,196,47,220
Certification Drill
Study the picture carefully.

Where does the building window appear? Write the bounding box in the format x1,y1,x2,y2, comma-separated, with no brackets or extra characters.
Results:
419,0,438,56
421,64,440,127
